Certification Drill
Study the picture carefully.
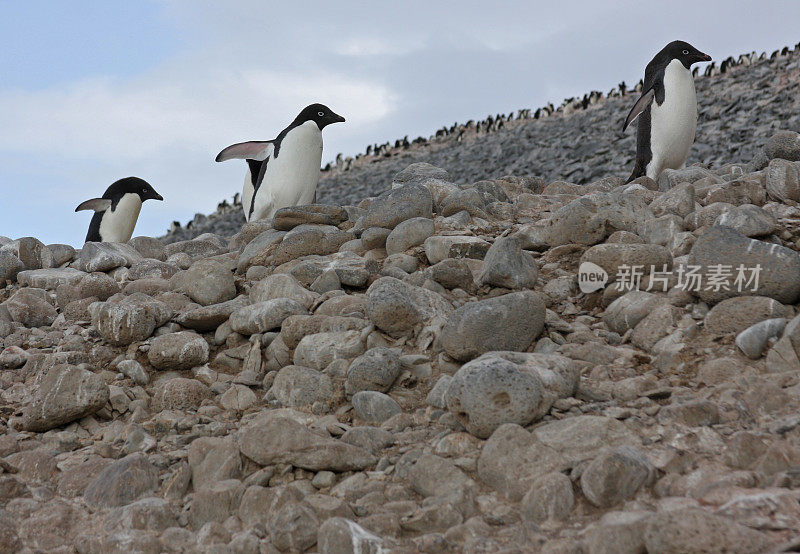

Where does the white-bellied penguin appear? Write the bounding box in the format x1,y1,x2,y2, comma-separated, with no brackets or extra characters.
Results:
623,41,711,183
215,103,345,223
75,177,163,243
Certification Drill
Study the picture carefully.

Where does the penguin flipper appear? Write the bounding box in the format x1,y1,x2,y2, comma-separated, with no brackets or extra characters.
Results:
75,198,112,213
215,141,274,162
622,88,655,132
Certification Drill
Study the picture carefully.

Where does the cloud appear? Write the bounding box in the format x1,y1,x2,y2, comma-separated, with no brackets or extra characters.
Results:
0,70,395,161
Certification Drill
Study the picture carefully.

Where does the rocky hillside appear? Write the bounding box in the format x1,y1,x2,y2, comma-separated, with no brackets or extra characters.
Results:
1,48,800,552
164,46,800,242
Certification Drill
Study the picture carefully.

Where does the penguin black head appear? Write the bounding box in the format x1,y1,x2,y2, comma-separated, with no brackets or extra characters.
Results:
75,177,163,214
294,103,346,130
105,177,164,203
661,40,712,69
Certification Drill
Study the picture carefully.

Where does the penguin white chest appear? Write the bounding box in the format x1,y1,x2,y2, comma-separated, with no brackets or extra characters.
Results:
249,121,323,222
99,193,142,242
648,60,698,178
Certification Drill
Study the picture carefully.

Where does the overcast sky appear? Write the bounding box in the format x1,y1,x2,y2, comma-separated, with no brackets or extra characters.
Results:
2,1,799,246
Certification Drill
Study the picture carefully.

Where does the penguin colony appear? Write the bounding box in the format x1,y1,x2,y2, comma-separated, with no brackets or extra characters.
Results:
76,41,800,242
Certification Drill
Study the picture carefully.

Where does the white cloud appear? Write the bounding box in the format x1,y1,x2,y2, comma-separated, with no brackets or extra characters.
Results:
0,70,395,160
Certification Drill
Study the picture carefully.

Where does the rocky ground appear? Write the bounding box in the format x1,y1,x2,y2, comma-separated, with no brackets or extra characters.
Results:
1,52,800,554
163,46,800,243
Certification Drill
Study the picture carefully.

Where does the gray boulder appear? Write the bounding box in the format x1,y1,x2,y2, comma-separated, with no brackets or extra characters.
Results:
441,291,545,361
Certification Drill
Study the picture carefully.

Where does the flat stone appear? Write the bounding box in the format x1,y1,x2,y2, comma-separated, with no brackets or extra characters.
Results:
237,414,377,471
84,454,159,508
423,235,490,265
273,204,349,231
688,226,800,304
16,268,85,290
22,365,109,432
351,391,402,424
705,296,792,334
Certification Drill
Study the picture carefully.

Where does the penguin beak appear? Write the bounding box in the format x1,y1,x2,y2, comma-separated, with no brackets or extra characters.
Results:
332,113,345,124
697,51,712,62
154,193,164,201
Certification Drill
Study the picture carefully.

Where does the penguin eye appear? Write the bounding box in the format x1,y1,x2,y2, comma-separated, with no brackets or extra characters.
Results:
318,111,325,116
682,50,689,55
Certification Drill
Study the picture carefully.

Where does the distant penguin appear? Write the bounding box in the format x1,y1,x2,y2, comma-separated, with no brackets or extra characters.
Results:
623,40,711,183
75,177,163,243
215,103,344,223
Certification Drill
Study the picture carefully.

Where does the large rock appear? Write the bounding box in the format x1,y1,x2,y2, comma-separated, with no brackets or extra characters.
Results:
580,243,672,285
764,314,800,372
272,225,352,266
280,314,368,349
423,235,490,265
4,289,58,328
237,414,376,471
580,447,654,508
477,424,570,501
521,472,574,523
441,292,545,361
273,204,349,231
391,163,450,188
293,331,366,370
704,296,792,335
533,415,641,462
235,229,286,272
147,331,210,370
385,217,435,255
765,158,800,203
271,365,333,407
17,267,85,290
764,130,800,162
170,259,236,306
0,251,24,283
188,436,242,491
175,297,249,332
363,184,433,229
604,291,666,334
445,352,579,438
84,454,159,509
688,226,800,304
476,236,538,289
150,377,211,411
1,237,56,270
250,273,317,309
22,365,109,432
229,298,307,335
345,347,401,396
516,193,653,249
365,277,452,338
317,518,386,554
78,242,142,272
351,391,402,424
642,508,772,554
91,294,172,345
714,204,778,237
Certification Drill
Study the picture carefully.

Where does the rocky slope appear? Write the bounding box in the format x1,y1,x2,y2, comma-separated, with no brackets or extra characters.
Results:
0,50,800,553
163,46,800,243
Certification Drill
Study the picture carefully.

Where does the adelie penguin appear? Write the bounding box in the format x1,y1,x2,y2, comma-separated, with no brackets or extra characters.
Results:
75,177,163,243
215,103,345,223
623,40,712,183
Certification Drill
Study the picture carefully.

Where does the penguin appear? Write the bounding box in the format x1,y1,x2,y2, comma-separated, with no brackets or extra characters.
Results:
215,103,345,223
623,40,711,183
75,177,163,243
